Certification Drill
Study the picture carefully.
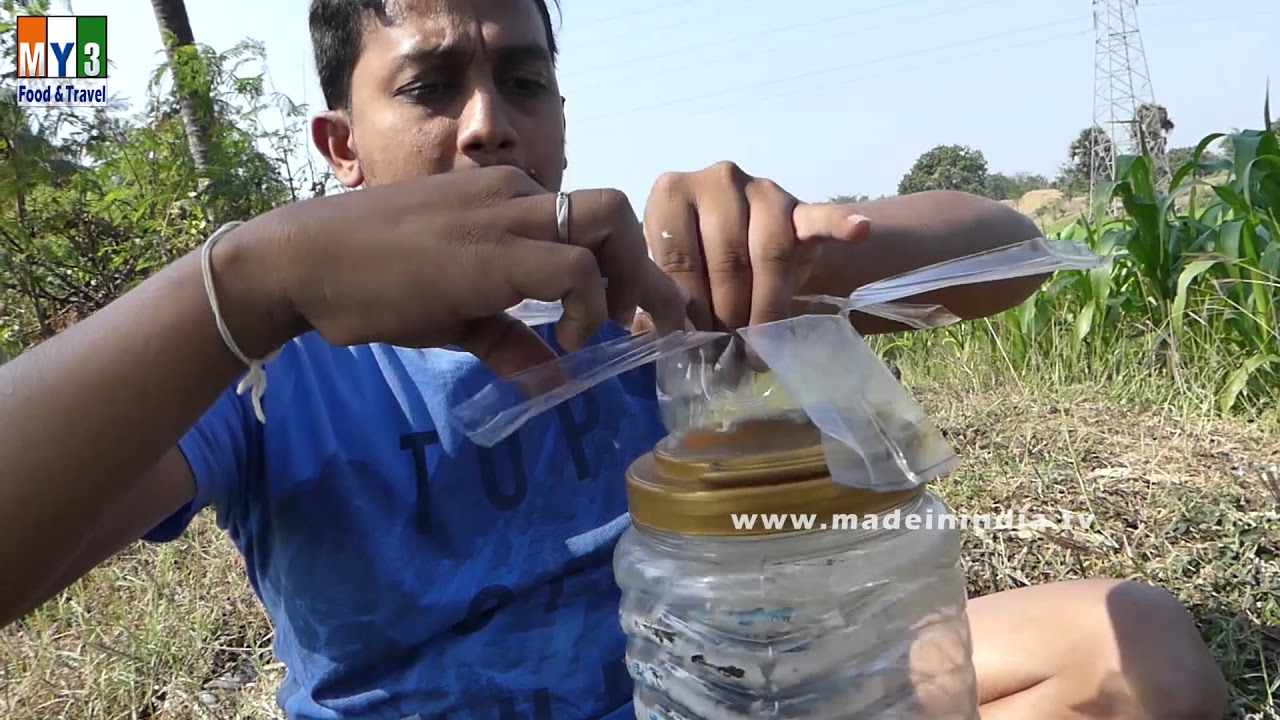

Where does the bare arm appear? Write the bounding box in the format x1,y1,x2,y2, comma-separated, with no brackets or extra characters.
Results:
801,190,1047,334
0,217,300,628
10,450,197,623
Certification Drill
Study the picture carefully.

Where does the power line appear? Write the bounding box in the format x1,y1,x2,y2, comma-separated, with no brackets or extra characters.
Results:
563,0,779,53
563,0,938,87
564,8,1270,155
570,13,1090,128
567,25,1092,147
648,28,1092,126
564,0,695,32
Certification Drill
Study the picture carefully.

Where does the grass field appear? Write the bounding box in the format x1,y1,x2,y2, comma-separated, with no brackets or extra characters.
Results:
2,121,1277,717
1,333,1276,718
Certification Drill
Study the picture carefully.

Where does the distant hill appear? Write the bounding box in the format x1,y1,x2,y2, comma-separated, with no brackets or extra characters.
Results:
998,170,1232,234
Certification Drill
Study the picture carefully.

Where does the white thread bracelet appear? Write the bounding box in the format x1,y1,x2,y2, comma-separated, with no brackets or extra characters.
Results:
200,221,281,424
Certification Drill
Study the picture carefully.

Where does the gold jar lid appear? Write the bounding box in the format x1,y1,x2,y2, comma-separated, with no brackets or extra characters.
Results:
624,416,922,536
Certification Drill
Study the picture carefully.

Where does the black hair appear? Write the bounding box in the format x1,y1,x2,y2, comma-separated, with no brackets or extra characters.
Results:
309,0,560,110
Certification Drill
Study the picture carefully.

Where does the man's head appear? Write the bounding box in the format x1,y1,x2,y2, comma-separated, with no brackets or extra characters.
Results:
308,0,564,190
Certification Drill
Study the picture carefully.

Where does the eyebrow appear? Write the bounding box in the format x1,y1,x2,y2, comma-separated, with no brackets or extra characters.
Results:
392,42,552,73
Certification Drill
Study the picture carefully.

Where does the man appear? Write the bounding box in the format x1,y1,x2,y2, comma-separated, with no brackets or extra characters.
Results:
0,0,1227,718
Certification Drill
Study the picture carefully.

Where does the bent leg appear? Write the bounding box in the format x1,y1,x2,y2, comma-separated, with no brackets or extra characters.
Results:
966,578,1228,719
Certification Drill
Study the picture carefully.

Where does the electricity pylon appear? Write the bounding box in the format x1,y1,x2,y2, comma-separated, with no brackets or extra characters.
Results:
1089,0,1170,202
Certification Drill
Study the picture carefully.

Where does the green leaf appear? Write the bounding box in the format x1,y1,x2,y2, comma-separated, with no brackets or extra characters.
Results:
1220,354,1279,413
1171,258,1220,338
1171,133,1228,189
1074,305,1094,340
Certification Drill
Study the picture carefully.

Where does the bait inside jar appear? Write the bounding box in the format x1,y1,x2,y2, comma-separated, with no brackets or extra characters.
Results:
615,415,979,719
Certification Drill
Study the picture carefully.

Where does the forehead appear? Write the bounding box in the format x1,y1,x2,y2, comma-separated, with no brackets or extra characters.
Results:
367,0,549,58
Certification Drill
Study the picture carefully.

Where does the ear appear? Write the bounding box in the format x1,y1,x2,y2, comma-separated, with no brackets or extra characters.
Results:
561,95,568,170
311,110,363,188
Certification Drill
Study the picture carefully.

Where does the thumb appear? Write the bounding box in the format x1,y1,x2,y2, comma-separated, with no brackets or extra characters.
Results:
792,203,872,244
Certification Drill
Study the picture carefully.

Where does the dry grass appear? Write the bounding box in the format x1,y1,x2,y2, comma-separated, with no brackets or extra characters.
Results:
902,347,1280,719
1,352,1277,718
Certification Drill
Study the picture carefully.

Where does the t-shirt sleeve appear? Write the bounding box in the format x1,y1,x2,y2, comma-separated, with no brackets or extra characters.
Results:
141,384,263,543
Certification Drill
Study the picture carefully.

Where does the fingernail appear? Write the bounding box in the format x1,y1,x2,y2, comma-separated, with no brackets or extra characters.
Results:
847,214,871,225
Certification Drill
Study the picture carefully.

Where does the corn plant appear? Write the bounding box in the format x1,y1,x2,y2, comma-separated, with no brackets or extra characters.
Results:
947,95,1278,415
1041,96,1278,412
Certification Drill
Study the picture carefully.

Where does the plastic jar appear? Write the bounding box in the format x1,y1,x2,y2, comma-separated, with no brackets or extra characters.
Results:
614,416,980,719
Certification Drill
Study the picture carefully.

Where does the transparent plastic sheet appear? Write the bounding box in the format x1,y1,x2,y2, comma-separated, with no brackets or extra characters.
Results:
735,315,957,491
449,238,1107,488
449,328,725,448
843,235,1103,311
505,299,564,326
505,237,1100,331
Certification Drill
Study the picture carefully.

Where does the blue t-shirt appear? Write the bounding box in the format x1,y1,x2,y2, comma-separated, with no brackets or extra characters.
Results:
144,321,667,719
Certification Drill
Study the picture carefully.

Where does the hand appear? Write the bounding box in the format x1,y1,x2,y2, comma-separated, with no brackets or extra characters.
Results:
640,161,871,331
250,166,687,378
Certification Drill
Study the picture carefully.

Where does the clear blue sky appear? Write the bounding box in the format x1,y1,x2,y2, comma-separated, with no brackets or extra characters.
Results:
64,0,1280,206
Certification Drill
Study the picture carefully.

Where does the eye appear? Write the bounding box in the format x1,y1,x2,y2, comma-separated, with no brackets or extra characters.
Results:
506,74,549,96
398,82,449,103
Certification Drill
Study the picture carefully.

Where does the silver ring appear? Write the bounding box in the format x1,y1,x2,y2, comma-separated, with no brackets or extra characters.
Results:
555,191,570,244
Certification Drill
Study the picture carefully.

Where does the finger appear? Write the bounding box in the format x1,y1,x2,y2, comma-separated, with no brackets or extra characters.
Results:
698,185,753,330
498,190,689,335
635,257,693,336
631,310,697,335
496,234,610,352
470,164,549,201
630,311,654,334
454,313,561,382
498,190,638,328
792,203,872,245
745,182,802,328
643,177,714,330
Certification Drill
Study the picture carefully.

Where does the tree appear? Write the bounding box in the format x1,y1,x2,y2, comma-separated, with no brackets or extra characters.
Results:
1057,126,1113,195
150,0,213,175
1166,145,1225,178
1134,102,1174,158
986,172,1050,201
828,194,870,204
898,145,989,196
0,0,322,356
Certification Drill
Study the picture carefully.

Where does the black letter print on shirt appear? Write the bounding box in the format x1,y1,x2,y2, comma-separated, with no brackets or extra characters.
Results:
452,584,516,635
400,430,440,534
556,391,600,481
476,433,528,511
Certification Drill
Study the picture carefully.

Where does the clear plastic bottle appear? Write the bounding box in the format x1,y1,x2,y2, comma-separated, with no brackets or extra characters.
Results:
614,345,980,719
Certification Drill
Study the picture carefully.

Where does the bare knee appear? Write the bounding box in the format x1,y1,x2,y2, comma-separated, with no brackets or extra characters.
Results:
1090,579,1228,719
971,578,1228,720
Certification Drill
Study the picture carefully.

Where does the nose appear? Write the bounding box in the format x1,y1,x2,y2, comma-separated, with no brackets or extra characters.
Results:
456,86,517,164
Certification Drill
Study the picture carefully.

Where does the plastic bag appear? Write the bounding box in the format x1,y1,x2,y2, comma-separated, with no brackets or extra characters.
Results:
734,314,957,490
449,328,724,448
505,299,565,326
448,237,1107,489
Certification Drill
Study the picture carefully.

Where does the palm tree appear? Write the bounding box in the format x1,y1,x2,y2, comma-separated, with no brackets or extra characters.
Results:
150,0,212,174
1134,103,1174,186
1134,103,1174,158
